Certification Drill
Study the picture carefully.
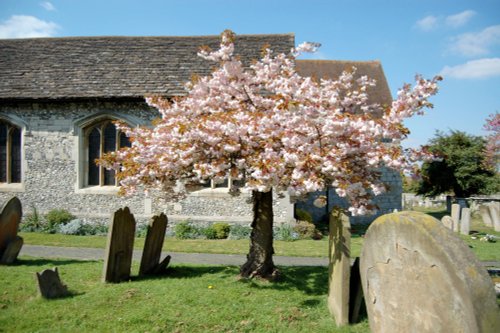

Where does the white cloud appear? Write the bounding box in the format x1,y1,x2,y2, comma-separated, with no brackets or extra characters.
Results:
440,58,500,79
416,15,439,31
0,15,59,38
449,25,500,57
40,1,56,11
445,10,476,28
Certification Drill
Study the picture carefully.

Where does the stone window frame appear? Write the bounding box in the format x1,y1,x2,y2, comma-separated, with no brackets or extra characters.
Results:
0,115,27,193
74,112,141,195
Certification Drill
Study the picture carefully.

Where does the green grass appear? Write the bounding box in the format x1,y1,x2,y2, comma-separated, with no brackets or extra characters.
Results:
20,232,366,258
0,257,370,333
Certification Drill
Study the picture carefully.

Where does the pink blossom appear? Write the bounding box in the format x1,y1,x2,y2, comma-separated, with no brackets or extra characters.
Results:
100,30,440,216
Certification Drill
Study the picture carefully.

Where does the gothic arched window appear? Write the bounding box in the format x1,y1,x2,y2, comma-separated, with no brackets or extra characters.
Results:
85,120,130,187
0,120,21,184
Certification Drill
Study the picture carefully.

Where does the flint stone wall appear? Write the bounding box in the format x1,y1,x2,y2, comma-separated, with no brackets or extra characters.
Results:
0,100,294,225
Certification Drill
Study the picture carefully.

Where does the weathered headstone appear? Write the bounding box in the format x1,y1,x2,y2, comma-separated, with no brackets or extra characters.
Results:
36,267,69,299
460,207,471,235
139,213,171,276
102,207,136,283
360,211,500,333
450,203,460,232
489,202,500,232
479,204,493,227
440,215,453,230
327,208,351,326
0,197,23,264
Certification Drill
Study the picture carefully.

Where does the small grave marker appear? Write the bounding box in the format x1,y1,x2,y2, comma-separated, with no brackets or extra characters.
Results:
441,215,453,230
36,267,69,299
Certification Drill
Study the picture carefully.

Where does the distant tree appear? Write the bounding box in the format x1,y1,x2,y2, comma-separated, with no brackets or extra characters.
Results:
416,131,499,197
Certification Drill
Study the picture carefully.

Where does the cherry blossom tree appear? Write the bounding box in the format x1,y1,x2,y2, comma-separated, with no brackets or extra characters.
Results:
483,112,499,171
100,30,440,279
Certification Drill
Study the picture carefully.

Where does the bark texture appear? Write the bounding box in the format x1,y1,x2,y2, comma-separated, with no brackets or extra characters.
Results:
239,189,278,280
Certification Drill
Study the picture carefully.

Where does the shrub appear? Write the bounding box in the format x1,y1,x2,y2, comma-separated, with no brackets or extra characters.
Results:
84,222,108,236
295,208,313,224
212,222,231,239
20,206,43,232
59,219,84,235
174,221,204,239
227,225,252,240
202,226,218,239
44,209,75,233
274,224,299,241
293,221,323,240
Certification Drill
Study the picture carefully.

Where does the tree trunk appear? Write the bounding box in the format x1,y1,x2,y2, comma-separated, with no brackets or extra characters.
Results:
239,189,279,280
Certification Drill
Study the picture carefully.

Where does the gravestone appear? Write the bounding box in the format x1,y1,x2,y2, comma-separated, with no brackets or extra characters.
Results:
139,213,171,276
360,211,500,333
327,208,351,326
440,215,453,230
460,207,470,235
36,267,69,299
489,202,500,232
102,207,136,283
450,203,460,232
479,204,493,227
0,197,23,264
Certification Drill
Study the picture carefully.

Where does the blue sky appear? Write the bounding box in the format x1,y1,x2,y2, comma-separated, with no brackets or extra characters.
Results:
1,0,499,148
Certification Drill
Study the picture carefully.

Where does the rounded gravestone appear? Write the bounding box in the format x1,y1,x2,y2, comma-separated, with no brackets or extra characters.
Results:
360,211,500,333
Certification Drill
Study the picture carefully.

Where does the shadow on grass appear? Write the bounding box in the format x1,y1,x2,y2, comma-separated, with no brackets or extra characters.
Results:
239,265,328,296
12,258,99,267
132,264,236,282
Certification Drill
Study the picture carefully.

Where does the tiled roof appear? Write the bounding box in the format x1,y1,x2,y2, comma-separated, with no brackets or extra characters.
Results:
0,34,294,100
296,59,393,106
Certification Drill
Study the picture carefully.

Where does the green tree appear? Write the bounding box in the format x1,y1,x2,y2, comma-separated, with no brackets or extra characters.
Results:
417,131,499,197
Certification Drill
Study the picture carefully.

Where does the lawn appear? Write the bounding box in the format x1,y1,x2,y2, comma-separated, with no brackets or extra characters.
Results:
19,232,367,258
0,258,370,333
3,208,499,332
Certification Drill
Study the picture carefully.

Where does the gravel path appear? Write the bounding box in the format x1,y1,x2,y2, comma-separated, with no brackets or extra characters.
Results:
20,245,329,266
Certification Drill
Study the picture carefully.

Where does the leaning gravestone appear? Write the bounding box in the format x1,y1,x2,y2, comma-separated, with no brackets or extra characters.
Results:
102,207,136,283
0,197,23,264
36,267,69,299
139,213,171,276
327,208,351,326
360,211,500,333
